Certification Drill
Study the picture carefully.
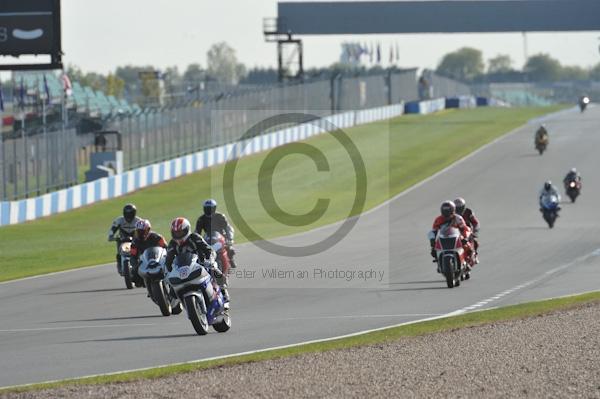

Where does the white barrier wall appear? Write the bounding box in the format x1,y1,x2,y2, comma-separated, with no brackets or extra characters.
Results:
1,103,405,226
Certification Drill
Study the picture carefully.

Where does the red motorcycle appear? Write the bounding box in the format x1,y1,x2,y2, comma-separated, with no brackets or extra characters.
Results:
204,232,231,275
433,226,471,288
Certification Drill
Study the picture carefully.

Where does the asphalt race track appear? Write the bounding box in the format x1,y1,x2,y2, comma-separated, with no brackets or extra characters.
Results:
1,106,599,387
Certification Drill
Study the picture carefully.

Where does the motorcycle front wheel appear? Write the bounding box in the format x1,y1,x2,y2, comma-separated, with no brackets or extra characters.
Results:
185,296,209,335
123,259,133,289
213,312,231,333
442,257,456,288
151,280,172,316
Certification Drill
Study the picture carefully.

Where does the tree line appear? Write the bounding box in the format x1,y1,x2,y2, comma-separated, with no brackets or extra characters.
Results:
66,42,247,101
436,47,600,83
66,42,598,102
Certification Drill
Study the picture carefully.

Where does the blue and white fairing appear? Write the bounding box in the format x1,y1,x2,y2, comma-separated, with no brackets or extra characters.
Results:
167,253,227,325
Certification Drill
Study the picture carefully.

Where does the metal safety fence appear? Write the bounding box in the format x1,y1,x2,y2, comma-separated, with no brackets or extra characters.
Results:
108,70,429,171
0,128,78,201
1,70,471,200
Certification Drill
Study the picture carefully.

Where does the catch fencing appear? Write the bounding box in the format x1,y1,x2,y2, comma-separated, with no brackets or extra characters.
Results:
1,103,406,226
471,81,600,106
107,70,430,171
1,70,471,200
0,128,78,201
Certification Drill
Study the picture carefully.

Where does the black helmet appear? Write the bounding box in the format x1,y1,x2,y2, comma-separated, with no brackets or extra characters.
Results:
454,197,466,215
440,201,456,218
203,199,217,216
544,181,552,191
123,203,137,222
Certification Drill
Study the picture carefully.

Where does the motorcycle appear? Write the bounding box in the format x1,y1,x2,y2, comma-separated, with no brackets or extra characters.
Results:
540,194,560,228
579,96,590,113
204,232,231,275
138,247,182,316
565,179,582,203
535,135,548,155
118,237,143,289
167,252,231,335
433,225,470,288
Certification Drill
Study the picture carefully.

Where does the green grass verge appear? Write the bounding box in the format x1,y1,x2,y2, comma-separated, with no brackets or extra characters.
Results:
0,106,565,281
2,290,598,393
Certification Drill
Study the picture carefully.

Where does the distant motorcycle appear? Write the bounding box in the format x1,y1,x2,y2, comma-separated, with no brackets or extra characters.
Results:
167,253,231,335
535,136,548,155
540,194,560,228
204,232,231,275
433,225,470,288
564,179,582,203
579,96,590,113
138,247,182,316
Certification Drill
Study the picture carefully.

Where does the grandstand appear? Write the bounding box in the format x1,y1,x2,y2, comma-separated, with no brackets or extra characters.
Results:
11,72,142,125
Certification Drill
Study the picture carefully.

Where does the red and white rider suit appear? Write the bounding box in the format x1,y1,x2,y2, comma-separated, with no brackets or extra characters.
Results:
460,208,479,252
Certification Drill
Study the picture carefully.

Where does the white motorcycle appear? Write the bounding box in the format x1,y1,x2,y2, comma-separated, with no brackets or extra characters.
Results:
167,253,231,335
118,237,143,289
138,247,182,316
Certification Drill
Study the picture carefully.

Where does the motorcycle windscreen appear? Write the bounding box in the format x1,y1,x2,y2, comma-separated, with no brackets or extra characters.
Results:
143,247,163,262
173,252,197,268
541,195,559,209
438,226,460,239
437,226,460,250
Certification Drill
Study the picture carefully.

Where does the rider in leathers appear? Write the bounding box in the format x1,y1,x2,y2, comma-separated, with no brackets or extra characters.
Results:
428,201,472,272
195,199,237,268
563,168,581,187
108,204,142,275
535,125,548,145
130,219,167,293
130,219,167,265
166,217,230,307
454,197,480,265
539,181,561,210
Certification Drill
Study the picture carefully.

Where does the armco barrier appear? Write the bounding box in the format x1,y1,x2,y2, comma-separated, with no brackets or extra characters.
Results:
404,98,446,114
445,96,477,109
0,103,405,226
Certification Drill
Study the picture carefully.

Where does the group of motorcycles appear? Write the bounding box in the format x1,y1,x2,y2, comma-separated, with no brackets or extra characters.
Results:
116,232,232,336
537,96,591,156
433,96,590,288
536,97,588,228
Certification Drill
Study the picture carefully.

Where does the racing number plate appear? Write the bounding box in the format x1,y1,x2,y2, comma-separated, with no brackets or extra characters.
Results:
178,266,190,279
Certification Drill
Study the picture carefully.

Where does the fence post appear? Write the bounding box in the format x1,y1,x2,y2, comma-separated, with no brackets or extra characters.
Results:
12,133,17,198
0,133,4,201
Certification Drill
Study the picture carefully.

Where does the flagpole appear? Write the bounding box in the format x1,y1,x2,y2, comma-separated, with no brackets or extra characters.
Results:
40,83,46,195
20,77,25,132
0,78,5,201
0,109,4,201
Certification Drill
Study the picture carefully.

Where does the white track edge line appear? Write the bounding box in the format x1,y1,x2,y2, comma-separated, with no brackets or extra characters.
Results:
2,286,597,391
0,263,112,286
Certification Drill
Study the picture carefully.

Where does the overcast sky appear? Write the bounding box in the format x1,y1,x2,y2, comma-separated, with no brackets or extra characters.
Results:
60,0,600,74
